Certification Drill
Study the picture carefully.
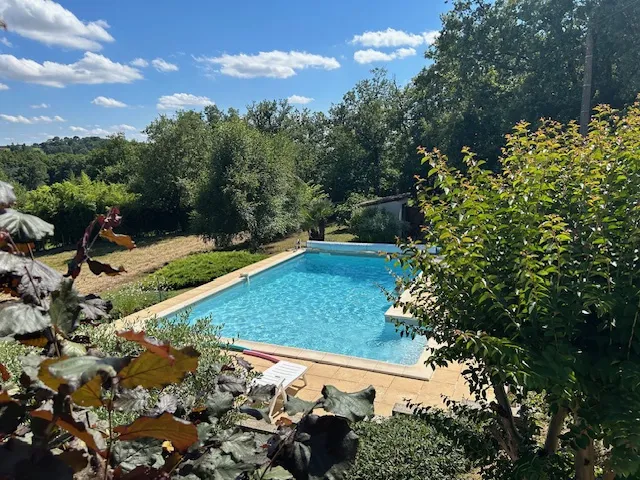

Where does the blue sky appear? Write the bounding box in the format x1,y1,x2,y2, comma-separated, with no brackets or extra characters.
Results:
0,0,449,145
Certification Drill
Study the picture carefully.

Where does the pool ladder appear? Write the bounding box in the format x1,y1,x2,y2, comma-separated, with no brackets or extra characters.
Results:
240,273,251,286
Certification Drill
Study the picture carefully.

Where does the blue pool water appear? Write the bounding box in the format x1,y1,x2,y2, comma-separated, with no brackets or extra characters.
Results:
171,252,425,365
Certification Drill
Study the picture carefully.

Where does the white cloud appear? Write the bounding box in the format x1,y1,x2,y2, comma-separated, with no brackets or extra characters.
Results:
30,103,49,108
152,58,178,72
1,114,31,123
354,47,416,64
287,94,314,105
0,37,11,47
196,50,340,79
351,28,439,48
0,83,8,90
130,58,149,67
0,113,64,124
157,93,214,110
111,124,136,132
91,96,127,108
0,52,144,87
0,0,114,51
70,124,141,138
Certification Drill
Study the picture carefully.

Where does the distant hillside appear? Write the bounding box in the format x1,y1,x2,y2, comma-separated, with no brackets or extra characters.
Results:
4,136,109,155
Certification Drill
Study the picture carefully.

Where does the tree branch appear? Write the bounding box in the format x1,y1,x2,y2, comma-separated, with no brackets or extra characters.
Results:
542,406,568,455
491,380,521,461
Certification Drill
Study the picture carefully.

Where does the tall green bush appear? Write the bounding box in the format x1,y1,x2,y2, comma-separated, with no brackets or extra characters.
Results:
350,206,405,243
193,119,303,249
22,173,138,245
396,104,640,478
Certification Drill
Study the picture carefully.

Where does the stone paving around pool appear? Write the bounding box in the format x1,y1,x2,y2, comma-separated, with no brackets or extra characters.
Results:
235,352,472,417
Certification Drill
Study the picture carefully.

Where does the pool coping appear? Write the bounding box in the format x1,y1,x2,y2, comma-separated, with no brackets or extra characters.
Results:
117,248,434,381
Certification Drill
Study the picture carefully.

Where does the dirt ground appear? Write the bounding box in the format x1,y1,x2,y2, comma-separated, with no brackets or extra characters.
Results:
36,234,211,294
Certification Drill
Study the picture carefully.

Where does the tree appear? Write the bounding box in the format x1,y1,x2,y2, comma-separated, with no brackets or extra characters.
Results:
87,133,140,183
193,119,302,249
396,104,640,478
322,69,408,201
0,148,48,190
131,111,211,231
410,0,640,170
301,186,334,241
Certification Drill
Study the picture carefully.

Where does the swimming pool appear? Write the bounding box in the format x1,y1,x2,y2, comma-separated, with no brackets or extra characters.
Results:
169,251,426,365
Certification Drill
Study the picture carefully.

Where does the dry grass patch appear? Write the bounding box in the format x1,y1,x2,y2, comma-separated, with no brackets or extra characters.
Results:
37,234,211,294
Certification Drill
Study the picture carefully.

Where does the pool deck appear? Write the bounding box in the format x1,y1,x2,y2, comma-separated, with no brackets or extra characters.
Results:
118,249,471,416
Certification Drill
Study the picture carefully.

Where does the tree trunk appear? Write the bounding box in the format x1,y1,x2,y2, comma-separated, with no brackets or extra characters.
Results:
542,407,568,455
579,24,594,136
491,380,521,461
575,436,596,480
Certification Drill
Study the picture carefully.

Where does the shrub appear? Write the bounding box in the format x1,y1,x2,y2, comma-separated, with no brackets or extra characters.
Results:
350,206,406,243
335,192,372,225
350,415,470,480
21,173,138,245
148,250,268,290
103,278,170,318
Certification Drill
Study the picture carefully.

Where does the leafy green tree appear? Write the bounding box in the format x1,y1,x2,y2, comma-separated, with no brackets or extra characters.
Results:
301,186,334,241
0,148,48,190
131,111,211,231
87,133,140,183
193,119,301,249
410,0,640,170
22,174,138,244
397,104,640,478
43,152,87,184
245,99,295,134
322,69,408,201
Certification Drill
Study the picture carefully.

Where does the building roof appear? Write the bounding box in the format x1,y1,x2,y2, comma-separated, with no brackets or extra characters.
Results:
356,193,411,208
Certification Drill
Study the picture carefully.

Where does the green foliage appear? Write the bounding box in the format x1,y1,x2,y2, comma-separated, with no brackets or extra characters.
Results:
103,279,170,318
350,207,406,243
22,173,137,244
193,118,303,249
350,415,470,480
301,185,334,241
396,104,640,478
131,110,212,231
411,0,640,170
0,184,373,479
0,147,48,190
148,250,268,290
334,193,373,225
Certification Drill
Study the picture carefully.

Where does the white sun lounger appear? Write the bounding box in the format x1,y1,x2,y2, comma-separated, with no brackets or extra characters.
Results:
251,360,308,419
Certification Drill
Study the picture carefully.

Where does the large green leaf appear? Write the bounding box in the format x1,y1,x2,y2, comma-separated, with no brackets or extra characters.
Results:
0,301,49,336
205,389,234,419
0,209,54,242
78,294,112,321
269,414,358,480
49,279,81,336
284,395,318,416
184,449,254,480
111,439,164,473
319,385,375,421
220,431,259,462
0,252,63,303
251,466,294,479
0,182,16,208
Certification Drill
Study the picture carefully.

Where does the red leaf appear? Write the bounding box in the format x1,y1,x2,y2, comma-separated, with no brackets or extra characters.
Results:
114,412,198,452
0,363,10,381
101,207,122,230
31,408,105,454
116,330,173,360
87,259,126,276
